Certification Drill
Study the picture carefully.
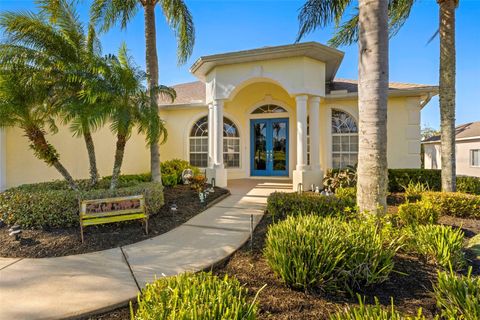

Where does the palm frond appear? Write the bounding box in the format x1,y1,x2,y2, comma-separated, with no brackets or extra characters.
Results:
159,0,195,64
296,0,352,42
90,0,139,32
328,11,359,47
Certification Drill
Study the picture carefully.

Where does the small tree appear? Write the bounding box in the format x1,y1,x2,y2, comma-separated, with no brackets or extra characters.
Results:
91,0,195,185
0,66,78,190
0,0,109,185
99,44,174,190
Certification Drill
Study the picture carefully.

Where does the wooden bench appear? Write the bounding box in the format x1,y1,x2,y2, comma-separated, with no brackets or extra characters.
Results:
79,195,148,243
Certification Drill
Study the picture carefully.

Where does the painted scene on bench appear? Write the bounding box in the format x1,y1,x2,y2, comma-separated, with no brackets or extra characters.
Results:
86,199,141,214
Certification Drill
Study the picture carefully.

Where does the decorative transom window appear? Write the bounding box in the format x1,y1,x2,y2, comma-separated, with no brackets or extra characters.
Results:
331,109,358,169
251,104,287,114
189,116,240,168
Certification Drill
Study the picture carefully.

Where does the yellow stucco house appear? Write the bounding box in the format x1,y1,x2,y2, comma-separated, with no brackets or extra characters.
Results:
0,42,438,190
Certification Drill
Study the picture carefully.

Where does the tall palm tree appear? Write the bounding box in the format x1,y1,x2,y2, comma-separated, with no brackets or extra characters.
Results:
297,0,389,213
324,0,459,192
91,0,195,185
0,65,79,190
0,0,108,185
100,44,174,190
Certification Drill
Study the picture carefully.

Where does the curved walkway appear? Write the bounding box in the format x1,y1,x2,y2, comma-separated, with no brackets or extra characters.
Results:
0,179,292,320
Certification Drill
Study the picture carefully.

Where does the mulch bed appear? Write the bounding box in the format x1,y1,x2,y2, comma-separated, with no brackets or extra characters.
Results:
87,197,480,320
0,185,229,258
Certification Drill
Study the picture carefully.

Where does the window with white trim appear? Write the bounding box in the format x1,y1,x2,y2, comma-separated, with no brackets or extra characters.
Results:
471,149,480,167
331,109,358,169
189,116,240,168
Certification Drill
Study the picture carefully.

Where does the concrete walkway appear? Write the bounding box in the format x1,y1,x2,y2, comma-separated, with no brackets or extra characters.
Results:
0,179,291,320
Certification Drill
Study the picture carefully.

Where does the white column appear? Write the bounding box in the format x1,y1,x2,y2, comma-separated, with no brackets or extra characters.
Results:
213,99,224,168
207,103,214,168
309,96,321,171
0,129,6,191
295,95,308,171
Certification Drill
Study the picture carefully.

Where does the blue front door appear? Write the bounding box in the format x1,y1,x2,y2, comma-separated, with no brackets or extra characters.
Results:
250,118,289,176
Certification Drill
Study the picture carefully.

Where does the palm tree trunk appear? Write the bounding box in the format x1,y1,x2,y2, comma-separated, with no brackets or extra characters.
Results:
83,130,99,185
25,126,78,190
144,2,163,185
356,0,389,214
438,0,456,192
110,133,127,190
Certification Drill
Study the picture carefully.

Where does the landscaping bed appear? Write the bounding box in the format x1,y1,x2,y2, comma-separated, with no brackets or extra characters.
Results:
86,192,480,320
0,184,228,258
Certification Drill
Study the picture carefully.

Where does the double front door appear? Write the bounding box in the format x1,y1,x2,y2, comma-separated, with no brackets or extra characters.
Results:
250,118,289,176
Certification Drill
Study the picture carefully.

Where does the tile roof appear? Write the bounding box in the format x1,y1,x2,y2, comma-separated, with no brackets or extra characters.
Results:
158,81,206,105
159,79,437,106
423,122,480,143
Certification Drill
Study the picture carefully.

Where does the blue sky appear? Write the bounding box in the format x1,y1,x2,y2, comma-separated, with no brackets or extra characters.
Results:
1,0,479,129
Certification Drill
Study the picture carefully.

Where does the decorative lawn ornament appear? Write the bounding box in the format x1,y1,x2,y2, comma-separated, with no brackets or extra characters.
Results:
170,203,178,217
199,191,206,204
8,225,22,241
297,183,303,194
315,186,320,193
181,169,194,184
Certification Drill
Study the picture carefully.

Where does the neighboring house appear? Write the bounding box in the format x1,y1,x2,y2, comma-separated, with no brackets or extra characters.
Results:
0,42,438,190
423,121,480,177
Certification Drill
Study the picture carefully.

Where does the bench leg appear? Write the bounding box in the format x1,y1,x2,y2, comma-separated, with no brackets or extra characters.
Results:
80,224,84,243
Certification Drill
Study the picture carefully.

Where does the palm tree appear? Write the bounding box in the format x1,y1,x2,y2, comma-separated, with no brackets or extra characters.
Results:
0,0,108,185
100,44,174,190
0,65,79,190
297,0,389,213
91,0,195,185
323,0,459,192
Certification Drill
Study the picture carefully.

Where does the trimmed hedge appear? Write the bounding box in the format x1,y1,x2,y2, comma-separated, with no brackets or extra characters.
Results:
266,192,356,221
328,168,480,194
132,272,258,320
0,177,164,229
421,192,480,219
264,215,397,293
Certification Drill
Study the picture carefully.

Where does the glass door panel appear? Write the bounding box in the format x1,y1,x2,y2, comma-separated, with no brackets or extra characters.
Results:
251,120,268,175
270,120,288,176
251,118,288,176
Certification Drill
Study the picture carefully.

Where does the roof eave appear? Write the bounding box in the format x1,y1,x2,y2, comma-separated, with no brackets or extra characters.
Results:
325,87,439,101
190,42,344,82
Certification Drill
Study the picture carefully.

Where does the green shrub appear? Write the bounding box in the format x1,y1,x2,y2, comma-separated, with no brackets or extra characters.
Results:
401,181,430,202
0,180,164,229
161,173,178,187
335,187,357,207
434,267,480,320
397,200,438,226
160,159,200,185
388,169,441,193
457,176,480,195
323,166,357,192
264,215,398,293
330,296,426,320
422,192,480,219
132,272,258,320
266,192,355,221
406,224,465,270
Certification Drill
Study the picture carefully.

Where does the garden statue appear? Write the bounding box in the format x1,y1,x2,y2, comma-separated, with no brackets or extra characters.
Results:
181,169,193,184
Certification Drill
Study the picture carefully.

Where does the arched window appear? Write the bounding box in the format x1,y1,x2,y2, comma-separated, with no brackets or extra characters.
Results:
331,109,358,168
189,116,240,168
251,104,287,114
